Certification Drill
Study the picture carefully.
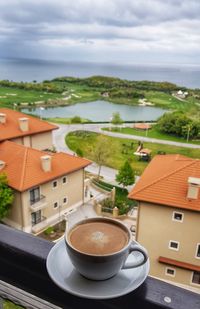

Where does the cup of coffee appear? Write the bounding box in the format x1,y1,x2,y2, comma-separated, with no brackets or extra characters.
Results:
65,217,148,281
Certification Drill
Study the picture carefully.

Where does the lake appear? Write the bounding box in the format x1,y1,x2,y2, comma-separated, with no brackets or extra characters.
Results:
21,100,165,122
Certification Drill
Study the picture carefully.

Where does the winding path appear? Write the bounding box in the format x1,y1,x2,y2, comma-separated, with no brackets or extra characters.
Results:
53,123,200,150
52,123,200,187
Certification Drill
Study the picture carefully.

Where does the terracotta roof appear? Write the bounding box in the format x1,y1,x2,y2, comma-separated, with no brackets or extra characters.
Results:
128,154,200,212
134,123,151,130
0,141,91,191
0,108,58,141
158,256,200,272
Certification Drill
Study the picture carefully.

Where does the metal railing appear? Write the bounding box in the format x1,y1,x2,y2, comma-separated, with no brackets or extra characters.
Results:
0,223,199,309
30,194,46,205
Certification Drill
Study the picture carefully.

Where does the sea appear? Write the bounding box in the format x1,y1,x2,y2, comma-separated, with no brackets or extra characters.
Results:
0,58,200,89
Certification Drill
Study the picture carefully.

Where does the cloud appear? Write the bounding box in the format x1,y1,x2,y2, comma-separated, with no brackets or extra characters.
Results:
0,0,200,64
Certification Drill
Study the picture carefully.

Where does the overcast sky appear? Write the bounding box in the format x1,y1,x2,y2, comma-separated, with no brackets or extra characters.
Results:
0,0,200,65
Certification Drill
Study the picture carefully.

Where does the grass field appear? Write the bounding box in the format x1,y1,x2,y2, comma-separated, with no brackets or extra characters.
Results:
0,87,63,107
0,85,100,109
103,126,200,145
65,131,200,175
45,117,90,124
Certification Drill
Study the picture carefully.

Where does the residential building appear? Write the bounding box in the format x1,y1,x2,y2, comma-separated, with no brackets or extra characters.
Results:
0,141,91,234
128,154,200,292
0,108,58,150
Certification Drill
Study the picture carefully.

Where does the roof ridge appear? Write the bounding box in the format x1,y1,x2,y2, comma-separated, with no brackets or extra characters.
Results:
132,158,197,196
19,147,29,191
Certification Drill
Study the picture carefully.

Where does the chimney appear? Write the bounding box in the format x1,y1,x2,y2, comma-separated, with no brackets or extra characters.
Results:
187,177,200,200
41,155,51,172
18,118,29,132
0,160,5,170
0,113,6,124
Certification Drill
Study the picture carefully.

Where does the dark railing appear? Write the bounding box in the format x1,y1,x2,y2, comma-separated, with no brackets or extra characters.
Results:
30,194,46,205
0,223,199,309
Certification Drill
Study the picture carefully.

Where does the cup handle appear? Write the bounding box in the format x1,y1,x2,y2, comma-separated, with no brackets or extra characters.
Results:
122,243,148,269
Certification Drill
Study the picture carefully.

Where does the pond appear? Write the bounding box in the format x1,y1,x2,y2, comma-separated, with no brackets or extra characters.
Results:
21,100,166,122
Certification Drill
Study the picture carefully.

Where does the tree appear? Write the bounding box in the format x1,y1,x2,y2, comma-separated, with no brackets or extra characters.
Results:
71,116,82,123
92,135,112,179
116,161,135,188
111,112,123,127
0,173,14,220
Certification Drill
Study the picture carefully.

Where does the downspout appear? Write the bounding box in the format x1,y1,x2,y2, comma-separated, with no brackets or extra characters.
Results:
20,192,26,231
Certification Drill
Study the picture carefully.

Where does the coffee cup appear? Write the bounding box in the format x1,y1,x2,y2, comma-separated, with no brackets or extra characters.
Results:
65,217,148,281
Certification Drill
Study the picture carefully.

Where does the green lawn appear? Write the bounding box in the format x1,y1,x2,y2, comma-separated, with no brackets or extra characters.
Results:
103,126,200,145
45,117,91,124
0,87,63,107
0,85,100,109
65,131,200,175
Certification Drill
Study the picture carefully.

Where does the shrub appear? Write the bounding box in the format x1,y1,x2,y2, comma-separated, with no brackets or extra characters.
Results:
44,226,54,235
76,148,83,157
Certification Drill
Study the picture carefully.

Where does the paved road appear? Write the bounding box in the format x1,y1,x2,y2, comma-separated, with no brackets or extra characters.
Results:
53,123,200,150
53,123,200,183
52,123,120,187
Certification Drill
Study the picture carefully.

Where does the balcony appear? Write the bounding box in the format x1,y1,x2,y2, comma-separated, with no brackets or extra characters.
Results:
31,216,47,234
0,223,199,309
30,194,47,211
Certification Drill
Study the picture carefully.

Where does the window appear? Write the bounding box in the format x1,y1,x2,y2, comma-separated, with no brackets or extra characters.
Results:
165,267,176,277
191,271,200,285
196,244,200,258
169,240,179,251
62,176,67,184
30,187,40,205
31,210,41,225
52,180,57,188
63,197,68,205
172,211,184,222
53,202,58,209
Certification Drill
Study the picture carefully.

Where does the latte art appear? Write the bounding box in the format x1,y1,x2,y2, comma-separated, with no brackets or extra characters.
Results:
91,231,108,242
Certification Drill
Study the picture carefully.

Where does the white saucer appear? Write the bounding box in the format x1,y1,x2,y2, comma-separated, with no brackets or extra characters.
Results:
46,239,150,299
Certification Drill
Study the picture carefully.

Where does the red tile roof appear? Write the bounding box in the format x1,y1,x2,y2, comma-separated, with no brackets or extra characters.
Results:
159,256,200,272
0,141,91,192
128,154,200,212
134,123,151,130
0,108,58,141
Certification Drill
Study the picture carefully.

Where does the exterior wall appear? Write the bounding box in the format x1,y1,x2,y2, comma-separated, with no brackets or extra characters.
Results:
9,131,53,150
6,169,84,233
136,202,200,290
10,137,24,145
23,136,31,147
41,169,84,219
31,131,53,150
3,191,23,230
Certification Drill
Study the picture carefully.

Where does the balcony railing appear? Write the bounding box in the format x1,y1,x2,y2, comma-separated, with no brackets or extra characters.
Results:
0,223,199,309
30,194,47,211
31,215,47,234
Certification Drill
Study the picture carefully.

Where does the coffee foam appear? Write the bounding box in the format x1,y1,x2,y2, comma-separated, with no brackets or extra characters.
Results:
68,221,129,255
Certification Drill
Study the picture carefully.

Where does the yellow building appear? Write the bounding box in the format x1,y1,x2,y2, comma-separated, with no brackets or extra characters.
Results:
129,154,200,291
0,108,58,150
0,141,91,234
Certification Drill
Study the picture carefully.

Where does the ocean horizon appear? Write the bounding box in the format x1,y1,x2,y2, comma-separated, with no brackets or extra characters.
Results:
0,57,200,89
